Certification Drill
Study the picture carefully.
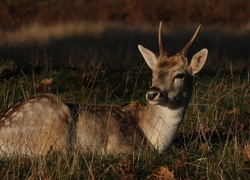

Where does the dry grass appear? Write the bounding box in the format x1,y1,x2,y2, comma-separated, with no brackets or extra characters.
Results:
0,58,249,179
0,20,249,179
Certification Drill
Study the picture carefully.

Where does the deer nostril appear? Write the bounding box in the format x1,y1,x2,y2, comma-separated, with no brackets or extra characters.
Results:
146,92,160,101
147,87,162,101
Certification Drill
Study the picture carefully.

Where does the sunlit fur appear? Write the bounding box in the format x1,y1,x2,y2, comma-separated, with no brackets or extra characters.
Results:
0,94,72,155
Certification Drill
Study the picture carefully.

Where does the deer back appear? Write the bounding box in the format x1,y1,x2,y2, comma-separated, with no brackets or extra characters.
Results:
0,93,72,155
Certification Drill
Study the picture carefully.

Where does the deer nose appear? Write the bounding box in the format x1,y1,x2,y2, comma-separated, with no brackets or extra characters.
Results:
146,87,161,101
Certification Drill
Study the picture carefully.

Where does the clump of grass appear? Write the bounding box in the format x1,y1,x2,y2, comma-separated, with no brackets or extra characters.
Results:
0,59,249,179
175,69,250,179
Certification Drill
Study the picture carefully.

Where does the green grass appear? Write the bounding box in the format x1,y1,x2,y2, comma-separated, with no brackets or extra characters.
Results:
0,61,249,179
0,20,249,179
0,1,250,178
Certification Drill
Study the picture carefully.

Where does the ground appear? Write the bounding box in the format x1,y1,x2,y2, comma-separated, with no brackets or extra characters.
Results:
0,0,249,179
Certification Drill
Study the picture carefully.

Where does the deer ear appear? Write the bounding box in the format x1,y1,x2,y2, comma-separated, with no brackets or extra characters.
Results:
138,45,157,70
188,48,208,75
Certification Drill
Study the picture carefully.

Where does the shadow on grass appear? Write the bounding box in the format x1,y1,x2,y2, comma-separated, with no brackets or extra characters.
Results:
0,22,249,73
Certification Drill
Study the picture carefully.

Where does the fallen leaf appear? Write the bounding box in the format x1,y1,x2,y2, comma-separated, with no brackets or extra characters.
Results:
243,142,250,162
175,159,184,168
34,83,41,89
148,166,175,180
116,155,134,180
122,100,143,110
42,78,53,85
226,108,240,115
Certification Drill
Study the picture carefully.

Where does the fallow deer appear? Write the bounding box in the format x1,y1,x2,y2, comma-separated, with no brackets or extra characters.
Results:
0,22,208,155
75,22,208,153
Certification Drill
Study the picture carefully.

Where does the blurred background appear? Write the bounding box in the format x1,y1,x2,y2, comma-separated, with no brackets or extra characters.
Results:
0,0,249,72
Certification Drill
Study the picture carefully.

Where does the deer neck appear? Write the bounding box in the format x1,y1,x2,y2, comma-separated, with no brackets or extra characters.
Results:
137,104,186,152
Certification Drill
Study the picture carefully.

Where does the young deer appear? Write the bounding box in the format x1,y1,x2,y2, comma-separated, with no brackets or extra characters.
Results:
75,22,208,153
0,22,208,155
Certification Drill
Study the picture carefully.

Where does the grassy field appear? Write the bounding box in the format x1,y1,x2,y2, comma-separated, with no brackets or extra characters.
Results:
0,60,249,179
0,22,249,179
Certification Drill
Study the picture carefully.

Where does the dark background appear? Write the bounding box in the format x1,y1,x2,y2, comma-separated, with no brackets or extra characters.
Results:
0,0,249,72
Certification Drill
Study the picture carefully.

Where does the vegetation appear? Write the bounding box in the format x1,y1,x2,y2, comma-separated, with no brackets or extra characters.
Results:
0,57,249,179
0,0,249,179
1,0,250,29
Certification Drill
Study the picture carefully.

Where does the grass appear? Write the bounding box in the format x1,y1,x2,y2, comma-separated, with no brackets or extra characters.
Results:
1,22,250,72
0,61,249,179
0,22,249,179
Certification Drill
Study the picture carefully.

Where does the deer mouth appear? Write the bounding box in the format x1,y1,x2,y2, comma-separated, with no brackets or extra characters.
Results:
147,90,184,108
148,97,170,106
147,99,162,105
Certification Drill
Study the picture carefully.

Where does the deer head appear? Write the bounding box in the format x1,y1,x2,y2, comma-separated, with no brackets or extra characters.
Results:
138,22,208,109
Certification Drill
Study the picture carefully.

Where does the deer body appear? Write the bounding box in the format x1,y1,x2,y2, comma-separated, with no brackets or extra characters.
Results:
0,22,208,155
75,105,153,154
74,104,186,153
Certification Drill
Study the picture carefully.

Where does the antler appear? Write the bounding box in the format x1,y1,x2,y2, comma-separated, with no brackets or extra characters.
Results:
158,21,167,57
180,25,201,56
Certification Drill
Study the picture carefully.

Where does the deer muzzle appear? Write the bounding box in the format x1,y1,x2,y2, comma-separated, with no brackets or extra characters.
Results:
146,87,163,102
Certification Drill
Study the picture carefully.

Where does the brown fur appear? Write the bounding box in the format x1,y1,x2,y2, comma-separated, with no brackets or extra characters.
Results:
75,105,154,154
0,93,71,155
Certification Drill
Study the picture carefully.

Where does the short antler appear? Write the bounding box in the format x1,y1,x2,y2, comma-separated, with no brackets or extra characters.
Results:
158,21,167,57
180,25,201,56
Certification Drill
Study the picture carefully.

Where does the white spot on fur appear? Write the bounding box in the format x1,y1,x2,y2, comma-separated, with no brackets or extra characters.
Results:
4,121,10,126
10,112,24,121
0,117,6,121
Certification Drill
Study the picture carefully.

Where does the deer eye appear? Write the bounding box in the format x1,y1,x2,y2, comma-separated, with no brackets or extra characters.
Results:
175,73,185,79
